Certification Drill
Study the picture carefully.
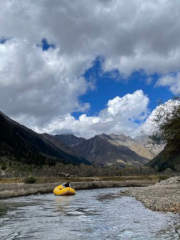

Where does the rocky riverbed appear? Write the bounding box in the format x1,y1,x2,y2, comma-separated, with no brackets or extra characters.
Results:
120,176,180,214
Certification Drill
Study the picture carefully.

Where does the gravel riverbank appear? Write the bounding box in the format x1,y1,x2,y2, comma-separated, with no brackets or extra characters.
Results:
0,180,156,199
120,176,180,214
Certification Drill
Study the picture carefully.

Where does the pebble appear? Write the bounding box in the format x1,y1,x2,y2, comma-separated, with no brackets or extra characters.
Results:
120,176,180,214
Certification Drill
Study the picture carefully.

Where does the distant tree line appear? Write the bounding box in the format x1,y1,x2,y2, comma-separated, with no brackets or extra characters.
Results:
0,157,160,178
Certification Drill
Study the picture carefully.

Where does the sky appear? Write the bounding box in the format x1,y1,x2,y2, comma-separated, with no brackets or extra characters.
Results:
0,0,180,139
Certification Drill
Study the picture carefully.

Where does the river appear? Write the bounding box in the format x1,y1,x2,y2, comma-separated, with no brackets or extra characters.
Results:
0,188,179,240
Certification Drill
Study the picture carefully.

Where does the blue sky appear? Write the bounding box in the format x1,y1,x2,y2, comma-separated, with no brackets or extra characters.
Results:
41,39,173,121
72,57,173,119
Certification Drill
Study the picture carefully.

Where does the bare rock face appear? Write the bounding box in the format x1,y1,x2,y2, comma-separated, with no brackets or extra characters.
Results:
73,134,151,168
134,135,165,157
101,134,155,160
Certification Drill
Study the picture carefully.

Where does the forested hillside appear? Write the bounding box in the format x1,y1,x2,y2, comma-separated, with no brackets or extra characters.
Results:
0,112,90,166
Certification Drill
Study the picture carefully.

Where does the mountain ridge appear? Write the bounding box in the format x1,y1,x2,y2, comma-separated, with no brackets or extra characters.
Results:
134,135,165,157
0,110,165,169
54,134,86,147
73,134,150,168
0,111,90,166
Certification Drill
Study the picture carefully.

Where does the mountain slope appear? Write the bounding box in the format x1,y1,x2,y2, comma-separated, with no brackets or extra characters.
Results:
147,141,180,171
100,134,154,160
0,111,90,165
74,134,150,168
54,134,85,147
134,135,165,157
42,133,86,161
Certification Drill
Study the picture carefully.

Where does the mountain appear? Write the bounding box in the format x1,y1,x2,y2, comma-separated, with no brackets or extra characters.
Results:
0,111,90,166
42,133,85,160
73,134,150,168
147,141,180,172
104,134,155,159
134,135,165,157
54,134,85,147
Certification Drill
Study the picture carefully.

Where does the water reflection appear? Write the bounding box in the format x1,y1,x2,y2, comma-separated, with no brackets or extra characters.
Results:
54,195,73,213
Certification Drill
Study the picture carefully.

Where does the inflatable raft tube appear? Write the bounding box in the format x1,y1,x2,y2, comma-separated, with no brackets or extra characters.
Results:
53,185,76,196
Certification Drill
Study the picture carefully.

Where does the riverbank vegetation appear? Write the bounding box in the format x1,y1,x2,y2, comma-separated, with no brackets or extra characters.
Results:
148,99,180,171
0,175,171,184
0,157,175,183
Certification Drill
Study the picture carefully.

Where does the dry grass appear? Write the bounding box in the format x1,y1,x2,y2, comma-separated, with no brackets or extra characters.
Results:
0,175,171,184
0,175,172,199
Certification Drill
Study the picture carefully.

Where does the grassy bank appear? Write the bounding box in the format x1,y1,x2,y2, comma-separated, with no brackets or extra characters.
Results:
0,175,171,184
0,175,165,199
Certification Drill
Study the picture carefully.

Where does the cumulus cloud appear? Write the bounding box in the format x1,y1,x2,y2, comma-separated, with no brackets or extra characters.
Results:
0,39,90,126
35,90,149,138
47,0,180,76
1,0,180,134
156,74,180,95
1,0,180,76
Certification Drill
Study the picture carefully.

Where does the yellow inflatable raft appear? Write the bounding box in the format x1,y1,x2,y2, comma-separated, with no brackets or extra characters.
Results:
53,185,76,196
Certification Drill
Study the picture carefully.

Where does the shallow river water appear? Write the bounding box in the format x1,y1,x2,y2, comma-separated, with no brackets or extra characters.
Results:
0,188,180,240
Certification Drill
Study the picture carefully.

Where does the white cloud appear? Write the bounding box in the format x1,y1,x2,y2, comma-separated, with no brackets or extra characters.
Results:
0,1,180,133
1,0,180,76
0,39,91,126
156,74,180,95
35,90,149,138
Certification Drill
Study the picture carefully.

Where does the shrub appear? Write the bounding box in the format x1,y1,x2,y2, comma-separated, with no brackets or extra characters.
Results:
1,163,6,170
24,176,37,184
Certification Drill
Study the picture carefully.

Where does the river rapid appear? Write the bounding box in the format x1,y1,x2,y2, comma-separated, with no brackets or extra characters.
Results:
0,188,179,240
